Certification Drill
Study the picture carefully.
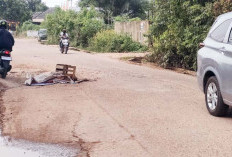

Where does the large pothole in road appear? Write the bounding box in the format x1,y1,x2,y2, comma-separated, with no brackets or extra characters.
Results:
0,132,80,157
0,73,83,156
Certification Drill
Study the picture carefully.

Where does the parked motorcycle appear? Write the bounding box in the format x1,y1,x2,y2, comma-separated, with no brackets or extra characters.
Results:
60,37,69,54
0,50,12,79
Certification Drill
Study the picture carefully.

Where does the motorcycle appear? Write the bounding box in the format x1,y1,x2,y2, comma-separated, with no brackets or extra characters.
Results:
60,37,69,54
0,50,12,79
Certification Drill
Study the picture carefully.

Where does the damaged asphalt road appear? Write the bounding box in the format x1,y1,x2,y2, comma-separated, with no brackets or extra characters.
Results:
1,39,232,157
0,79,80,157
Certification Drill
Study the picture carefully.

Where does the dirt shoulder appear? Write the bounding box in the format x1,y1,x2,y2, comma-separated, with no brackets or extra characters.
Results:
0,82,6,132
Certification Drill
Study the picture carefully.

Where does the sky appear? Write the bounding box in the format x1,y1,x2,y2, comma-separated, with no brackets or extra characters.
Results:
42,0,79,8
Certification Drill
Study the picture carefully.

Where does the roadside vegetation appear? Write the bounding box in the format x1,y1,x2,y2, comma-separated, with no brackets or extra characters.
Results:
15,21,41,37
42,7,105,47
148,1,214,70
42,6,147,52
12,0,232,70
148,0,232,70
16,21,41,35
1,0,48,37
78,0,149,24
0,0,48,23
89,30,147,52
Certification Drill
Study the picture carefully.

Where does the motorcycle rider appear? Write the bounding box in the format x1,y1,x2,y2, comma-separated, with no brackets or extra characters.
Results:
59,29,69,48
0,20,14,77
0,20,14,52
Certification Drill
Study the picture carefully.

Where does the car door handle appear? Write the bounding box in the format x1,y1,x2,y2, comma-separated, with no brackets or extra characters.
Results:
219,47,226,55
219,47,226,52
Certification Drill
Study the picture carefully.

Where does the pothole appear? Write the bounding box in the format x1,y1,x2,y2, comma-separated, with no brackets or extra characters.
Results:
0,131,80,157
0,81,80,157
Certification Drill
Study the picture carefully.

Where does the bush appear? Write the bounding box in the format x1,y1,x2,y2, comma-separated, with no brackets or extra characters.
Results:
21,21,41,31
16,21,41,37
114,14,141,22
213,0,232,17
89,30,147,52
74,7,105,47
148,1,214,70
42,8,78,44
42,7,105,47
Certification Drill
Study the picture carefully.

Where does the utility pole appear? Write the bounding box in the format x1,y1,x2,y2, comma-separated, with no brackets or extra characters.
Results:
66,0,69,10
67,0,73,9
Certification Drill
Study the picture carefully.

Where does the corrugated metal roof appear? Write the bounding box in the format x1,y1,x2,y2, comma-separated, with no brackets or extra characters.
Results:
32,8,56,21
32,12,43,19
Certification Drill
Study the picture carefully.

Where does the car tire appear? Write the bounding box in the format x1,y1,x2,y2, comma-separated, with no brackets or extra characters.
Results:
205,76,228,117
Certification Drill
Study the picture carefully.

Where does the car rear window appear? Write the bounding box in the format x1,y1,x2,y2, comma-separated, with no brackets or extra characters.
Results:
39,29,47,34
210,19,232,42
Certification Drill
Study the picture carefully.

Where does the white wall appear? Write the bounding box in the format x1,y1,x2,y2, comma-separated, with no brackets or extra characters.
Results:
27,30,38,38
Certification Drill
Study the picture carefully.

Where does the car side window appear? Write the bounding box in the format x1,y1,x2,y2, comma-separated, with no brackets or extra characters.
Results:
228,29,232,43
210,19,232,42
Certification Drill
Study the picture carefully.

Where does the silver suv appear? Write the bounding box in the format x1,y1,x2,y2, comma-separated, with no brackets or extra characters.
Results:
197,12,232,117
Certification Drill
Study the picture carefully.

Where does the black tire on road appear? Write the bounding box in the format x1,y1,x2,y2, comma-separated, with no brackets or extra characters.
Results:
205,76,228,117
60,47,64,54
65,47,68,54
1,69,7,79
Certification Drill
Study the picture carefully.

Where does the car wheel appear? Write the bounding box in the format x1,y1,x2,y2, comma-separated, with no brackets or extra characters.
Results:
205,76,228,117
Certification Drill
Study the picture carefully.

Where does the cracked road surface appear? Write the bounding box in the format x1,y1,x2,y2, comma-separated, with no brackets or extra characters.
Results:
1,39,232,157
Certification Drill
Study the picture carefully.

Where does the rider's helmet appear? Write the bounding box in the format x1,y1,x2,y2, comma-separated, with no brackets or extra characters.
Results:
0,20,8,29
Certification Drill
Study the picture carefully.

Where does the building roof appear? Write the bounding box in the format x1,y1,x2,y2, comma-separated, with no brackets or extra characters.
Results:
32,8,56,23
32,12,42,19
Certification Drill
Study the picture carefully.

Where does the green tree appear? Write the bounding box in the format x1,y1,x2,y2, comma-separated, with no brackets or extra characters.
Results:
79,0,149,23
42,8,78,44
0,0,31,22
74,7,105,47
213,0,232,17
35,2,48,12
43,7,105,47
148,0,214,70
25,0,48,12
190,0,214,6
